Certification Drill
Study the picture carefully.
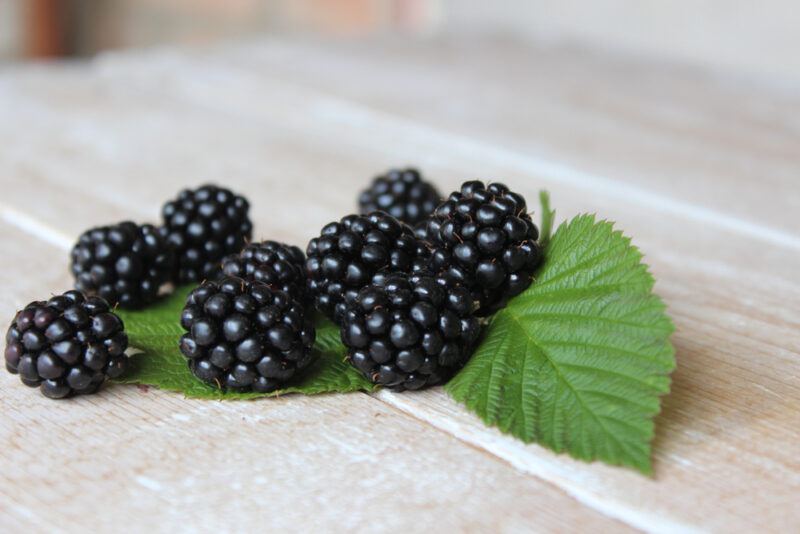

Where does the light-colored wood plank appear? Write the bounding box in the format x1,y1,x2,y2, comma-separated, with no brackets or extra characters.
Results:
1,41,799,532
0,221,630,532
219,38,800,237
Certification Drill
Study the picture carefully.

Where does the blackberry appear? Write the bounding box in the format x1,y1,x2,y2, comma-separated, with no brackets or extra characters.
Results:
306,211,429,324
423,181,542,315
70,221,175,308
179,277,315,392
341,271,480,391
358,168,442,226
4,290,128,399
221,241,307,303
161,184,253,284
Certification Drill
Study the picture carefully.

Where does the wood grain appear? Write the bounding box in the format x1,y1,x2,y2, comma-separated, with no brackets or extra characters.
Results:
1,37,799,532
220,38,800,237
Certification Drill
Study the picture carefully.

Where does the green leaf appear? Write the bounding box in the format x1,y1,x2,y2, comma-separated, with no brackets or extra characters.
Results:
446,215,675,473
538,190,555,248
113,286,375,399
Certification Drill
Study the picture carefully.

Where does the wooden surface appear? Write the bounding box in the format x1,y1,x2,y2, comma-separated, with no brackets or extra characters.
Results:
1,37,798,533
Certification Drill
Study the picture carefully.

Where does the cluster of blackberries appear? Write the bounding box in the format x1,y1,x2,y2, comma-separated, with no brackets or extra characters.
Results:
309,169,544,390
5,172,542,398
70,184,253,309
5,184,257,398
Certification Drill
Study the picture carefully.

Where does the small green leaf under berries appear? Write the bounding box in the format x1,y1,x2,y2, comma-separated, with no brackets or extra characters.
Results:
446,214,675,474
114,286,374,399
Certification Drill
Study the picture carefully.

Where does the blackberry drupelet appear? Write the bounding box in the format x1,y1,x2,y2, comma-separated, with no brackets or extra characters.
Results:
4,291,128,399
221,240,307,303
306,211,429,324
422,180,542,315
413,221,430,241
358,168,442,226
341,271,480,391
71,221,175,308
179,277,315,392
161,184,253,284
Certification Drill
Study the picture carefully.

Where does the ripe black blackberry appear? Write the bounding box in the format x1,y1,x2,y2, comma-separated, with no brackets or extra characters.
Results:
341,271,480,391
221,240,307,304
161,184,253,284
179,277,315,392
422,180,542,315
306,211,429,324
4,290,128,399
358,168,442,226
70,221,175,308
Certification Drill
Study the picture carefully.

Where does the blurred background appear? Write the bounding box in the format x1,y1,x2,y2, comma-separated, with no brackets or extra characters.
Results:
1,0,799,87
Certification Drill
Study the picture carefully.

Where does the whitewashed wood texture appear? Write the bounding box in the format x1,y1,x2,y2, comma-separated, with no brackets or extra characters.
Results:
0,37,798,533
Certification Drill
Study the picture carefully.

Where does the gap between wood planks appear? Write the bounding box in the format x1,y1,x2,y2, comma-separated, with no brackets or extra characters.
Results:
0,192,697,533
368,390,700,534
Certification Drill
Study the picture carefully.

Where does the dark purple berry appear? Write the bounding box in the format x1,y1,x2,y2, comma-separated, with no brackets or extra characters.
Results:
358,168,442,226
307,211,429,324
3,292,128,399
71,221,175,308
220,240,307,304
340,272,479,391
160,184,252,284
179,278,315,393
420,180,543,315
